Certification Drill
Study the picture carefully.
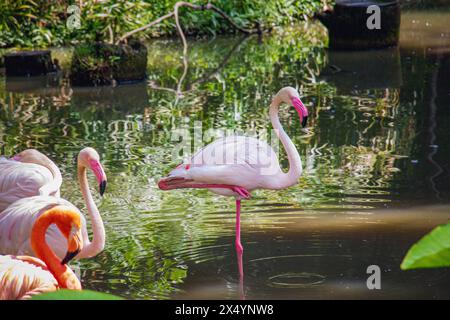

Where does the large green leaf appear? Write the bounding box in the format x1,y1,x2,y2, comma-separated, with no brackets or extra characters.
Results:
401,222,450,270
30,289,124,300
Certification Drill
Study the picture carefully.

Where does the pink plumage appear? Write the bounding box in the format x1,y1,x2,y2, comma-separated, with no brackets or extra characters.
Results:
0,148,107,260
0,255,58,300
0,150,62,212
158,87,309,279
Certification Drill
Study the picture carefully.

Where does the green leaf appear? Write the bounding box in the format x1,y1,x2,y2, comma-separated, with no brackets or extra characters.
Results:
401,223,450,270
30,289,124,300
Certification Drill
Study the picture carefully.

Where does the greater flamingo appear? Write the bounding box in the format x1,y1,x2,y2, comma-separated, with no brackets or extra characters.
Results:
0,206,83,300
0,149,62,212
0,147,107,259
158,86,309,278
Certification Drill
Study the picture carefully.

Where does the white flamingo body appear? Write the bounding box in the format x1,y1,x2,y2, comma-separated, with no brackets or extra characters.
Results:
0,157,61,212
0,196,84,259
0,148,106,260
159,87,309,279
0,255,58,300
161,87,307,196
169,135,295,197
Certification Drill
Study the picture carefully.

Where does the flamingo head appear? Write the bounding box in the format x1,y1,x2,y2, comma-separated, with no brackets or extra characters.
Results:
78,147,107,196
274,86,309,127
61,221,84,265
11,149,51,165
158,165,192,190
50,209,84,265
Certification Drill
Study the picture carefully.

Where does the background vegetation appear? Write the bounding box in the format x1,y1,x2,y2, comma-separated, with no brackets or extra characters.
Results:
0,0,328,48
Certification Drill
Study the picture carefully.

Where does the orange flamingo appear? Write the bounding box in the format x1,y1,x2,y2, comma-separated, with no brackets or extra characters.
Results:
0,206,83,300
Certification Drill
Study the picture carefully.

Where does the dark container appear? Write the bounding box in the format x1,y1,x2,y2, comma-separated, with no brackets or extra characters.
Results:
316,0,401,50
4,50,56,77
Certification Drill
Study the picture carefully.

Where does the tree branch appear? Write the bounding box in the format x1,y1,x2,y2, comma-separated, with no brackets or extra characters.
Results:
116,12,175,44
116,1,259,45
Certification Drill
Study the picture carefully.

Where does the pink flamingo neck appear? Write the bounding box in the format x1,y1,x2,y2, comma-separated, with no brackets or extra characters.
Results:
77,164,105,258
38,158,62,197
269,97,303,188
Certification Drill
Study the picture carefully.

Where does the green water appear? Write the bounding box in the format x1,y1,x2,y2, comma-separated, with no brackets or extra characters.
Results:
1,12,450,299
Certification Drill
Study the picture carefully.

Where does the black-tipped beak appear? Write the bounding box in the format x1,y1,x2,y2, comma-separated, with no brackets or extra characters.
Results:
61,249,80,265
99,180,107,196
301,115,308,128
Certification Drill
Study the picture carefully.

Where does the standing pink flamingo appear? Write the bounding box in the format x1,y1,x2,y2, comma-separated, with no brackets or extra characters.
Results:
158,87,309,280
0,149,62,212
0,147,107,259
0,206,83,299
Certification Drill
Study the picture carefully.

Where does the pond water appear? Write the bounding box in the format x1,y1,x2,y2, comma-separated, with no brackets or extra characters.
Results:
1,9,450,299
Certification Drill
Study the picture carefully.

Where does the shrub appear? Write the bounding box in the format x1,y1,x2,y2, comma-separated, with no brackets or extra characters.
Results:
0,0,328,48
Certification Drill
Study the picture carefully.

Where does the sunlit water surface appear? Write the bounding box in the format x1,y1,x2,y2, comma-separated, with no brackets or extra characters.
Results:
1,9,450,299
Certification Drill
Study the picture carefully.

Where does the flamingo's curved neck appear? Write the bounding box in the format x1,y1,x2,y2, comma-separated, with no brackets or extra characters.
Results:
31,209,81,289
269,98,302,188
77,164,105,258
39,159,62,197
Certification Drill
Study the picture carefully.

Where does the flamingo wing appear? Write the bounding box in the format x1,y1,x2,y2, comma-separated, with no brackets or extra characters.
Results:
0,255,58,300
0,196,85,259
0,158,54,212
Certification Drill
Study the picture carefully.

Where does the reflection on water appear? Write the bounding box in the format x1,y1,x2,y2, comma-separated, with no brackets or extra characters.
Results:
1,11,450,299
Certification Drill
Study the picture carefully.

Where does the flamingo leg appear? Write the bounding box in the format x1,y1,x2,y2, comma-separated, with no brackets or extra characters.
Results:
159,178,248,296
235,199,243,255
235,199,245,299
235,199,244,280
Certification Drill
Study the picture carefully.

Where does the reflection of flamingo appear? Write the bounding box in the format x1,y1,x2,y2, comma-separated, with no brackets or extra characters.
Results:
158,87,309,280
0,149,62,212
0,148,107,259
0,206,83,300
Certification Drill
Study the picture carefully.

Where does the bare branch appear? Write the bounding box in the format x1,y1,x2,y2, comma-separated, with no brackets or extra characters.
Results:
116,12,175,44
116,1,259,45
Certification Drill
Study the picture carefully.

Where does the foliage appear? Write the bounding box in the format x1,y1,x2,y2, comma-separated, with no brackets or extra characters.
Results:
70,40,148,85
30,289,124,300
0,0,328,48
77,0,153,44
0,0,69,47
401,222,450,270
70,43,120,85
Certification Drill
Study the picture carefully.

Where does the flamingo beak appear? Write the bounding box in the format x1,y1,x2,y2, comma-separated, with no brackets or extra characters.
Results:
62,229,82,265
291,97,309,128
89,160,107,196
158,178,170,190
99,180,107,196
61,249,80,265
158,176,194,190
